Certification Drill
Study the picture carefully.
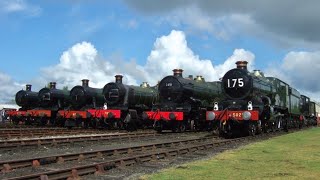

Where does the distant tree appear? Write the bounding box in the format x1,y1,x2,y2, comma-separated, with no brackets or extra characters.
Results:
63,86,68,91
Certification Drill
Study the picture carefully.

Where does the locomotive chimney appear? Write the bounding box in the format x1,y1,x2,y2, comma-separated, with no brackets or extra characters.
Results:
49,82,56,89
188,75,193,80
115,75,123,84
82,79,89,87
26,84,32,91
173,69,183,77
236,61,248,70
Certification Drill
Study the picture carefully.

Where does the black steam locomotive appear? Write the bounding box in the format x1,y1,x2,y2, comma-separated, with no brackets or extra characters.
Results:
90,75,158,130
9,84,39,124
144,69,222,132
57,79,104,128
26,82,70,126
207,61,304,137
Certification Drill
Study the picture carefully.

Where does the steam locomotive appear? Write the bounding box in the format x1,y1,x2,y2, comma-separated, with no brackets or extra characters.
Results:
8,84,39,124
206,61,311,137
57,79,105,128
26,82,70,126
143,69,222,132
89,75,158,130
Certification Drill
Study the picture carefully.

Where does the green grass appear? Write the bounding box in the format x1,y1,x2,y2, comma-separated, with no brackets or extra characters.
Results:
141,128,320,180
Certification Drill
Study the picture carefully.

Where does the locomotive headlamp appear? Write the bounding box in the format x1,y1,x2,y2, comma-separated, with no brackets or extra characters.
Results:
214,102,219,111
247,101,253,110
169,113,176,120
207,112,215,121
243,111,251,120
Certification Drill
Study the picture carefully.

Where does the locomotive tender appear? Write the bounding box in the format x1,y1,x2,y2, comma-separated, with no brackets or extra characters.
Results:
206,61,306,137
57,79,104,128
143,69,222,132
90,75,158,130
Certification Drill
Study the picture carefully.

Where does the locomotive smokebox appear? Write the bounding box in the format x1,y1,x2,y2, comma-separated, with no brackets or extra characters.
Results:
49,82,56,89
173,69,183,77
26,84,32,91
115,75,123,84
236,61,248,70
82,79,89,87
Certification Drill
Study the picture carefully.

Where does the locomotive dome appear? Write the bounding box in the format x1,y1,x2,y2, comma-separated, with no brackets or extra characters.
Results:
222,61,253,99
158,69,184,103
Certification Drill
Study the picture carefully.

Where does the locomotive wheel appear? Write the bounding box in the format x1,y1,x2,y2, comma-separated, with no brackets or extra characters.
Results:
248,123,256,136
179,123,186,132
90,118,99,129
256,120,262,134
190,120,195,131
154,121,163,133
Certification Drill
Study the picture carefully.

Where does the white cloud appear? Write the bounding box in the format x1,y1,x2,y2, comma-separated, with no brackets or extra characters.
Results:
143,30,255,84
41,42,115,88
0,0,42,16
0,72,24,103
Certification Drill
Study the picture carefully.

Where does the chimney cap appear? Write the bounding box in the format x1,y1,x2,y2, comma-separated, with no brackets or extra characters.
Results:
26,84,32,91
236,61,248,70
115,75,123,84
49,82,57,89
81,79,89,87
173,69,183,77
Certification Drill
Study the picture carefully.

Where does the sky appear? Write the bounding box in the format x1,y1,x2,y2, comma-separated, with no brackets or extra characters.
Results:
0,0,320,103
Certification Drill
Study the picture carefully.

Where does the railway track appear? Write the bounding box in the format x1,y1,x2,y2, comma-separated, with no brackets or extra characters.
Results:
0,130,290,180
0,128,150,139
0,132,158,150
0,135,222,179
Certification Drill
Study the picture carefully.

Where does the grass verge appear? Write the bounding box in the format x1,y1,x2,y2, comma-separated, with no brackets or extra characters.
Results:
141,128,320,180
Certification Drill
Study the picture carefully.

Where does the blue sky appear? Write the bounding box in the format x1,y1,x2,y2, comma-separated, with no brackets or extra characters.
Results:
0,0,319,103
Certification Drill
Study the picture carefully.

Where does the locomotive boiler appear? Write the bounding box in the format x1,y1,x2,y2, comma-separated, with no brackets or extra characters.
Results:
26,82,70,126
144,69,222,132
57,79,104,127
89,75,158,130
207,61,303,137
15,84,39,109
